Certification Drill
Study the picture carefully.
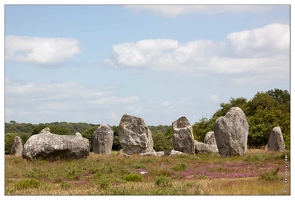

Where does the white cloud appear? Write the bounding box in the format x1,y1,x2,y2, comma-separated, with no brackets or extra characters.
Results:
5,35,80,65
105,23,290,85
210,95,219,102
125,5,279,17
109,39,178,67
89,96,139,106
4,79,194,125
227,23,290,57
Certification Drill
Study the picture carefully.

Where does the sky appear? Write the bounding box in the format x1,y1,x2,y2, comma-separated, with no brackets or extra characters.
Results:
3,3,291,126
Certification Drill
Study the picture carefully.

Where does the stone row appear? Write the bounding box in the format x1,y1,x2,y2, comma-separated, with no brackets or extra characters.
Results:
10,107,285,160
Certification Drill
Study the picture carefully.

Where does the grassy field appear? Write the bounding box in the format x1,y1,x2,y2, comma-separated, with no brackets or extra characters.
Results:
5,149,290,195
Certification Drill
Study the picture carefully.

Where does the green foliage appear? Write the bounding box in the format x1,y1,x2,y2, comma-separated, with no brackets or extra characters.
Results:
13,179,40,190
193,88,290,149
171,163,186,171
192,117,215,142
60,181,71,189
123,173,142,182
5,133,19,154
259,167,281,180
155,175,172,187
112,126,122,151
5,122,34,134
152,132,173,151
31,125,71,136
82,126,98,152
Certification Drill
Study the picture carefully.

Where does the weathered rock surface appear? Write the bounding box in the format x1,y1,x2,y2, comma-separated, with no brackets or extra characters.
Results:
92,124,114,154
266,126,285,152
22,127,89,160
170,150,185,156
172,116,195,155
204,131,217,148
118,114,154,155
140,151,165,156
214,107,249,156
10,136,23,156
194,140,218,154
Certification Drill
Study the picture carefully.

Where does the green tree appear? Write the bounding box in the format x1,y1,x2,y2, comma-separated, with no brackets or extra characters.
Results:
213,97,248,118
112,126,122,151
194,88,290,149
31,125,71,136
152,132,173,151
192,117,215,142
82,126,98,152
5,133,19,154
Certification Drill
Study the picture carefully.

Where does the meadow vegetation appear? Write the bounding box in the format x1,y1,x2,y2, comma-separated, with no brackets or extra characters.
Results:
5,149,290,195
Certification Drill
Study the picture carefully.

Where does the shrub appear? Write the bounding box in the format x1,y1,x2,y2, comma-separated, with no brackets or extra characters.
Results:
95,178,110,189
155,175,172,187
152,132,173,151
259,167,281,180
123,173,142,182
171,163,186,171
13,179,40,190
5,133,19,154
150,168,171,177
131,163,146,169
60,181,71,189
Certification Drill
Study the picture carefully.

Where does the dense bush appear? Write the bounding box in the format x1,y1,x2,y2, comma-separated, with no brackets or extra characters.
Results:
152,132,173,151
5,133,19,154
192,88,290,149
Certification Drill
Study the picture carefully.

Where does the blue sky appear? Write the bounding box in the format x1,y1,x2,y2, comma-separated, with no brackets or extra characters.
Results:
3,4,291,126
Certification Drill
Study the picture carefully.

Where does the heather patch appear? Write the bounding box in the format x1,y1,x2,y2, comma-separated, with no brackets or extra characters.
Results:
5,149,289,195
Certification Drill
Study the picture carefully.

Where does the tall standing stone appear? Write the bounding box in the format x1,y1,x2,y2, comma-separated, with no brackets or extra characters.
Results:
172,116,195,155
118,114,154,155
214,107,249,156
92,124,114,154
10,136,23,156
266,126,285,152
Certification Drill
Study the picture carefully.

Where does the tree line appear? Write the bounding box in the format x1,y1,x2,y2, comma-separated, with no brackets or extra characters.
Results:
5,88,290,154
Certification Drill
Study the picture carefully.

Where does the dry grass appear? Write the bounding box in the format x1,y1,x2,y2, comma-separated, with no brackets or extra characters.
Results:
5,149,290,195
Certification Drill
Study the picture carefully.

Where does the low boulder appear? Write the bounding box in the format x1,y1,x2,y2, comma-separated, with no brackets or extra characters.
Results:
140,151,165,156
10,136,23,156
266,126,285,152
214,107,249,156
92,124,114,154
22,127,89,160
194,140,218,154
170,150,185,156
172,116,195,155
118,114,154,155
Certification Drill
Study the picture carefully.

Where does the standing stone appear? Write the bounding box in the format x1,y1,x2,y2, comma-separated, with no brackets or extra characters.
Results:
214,107,249,156
204,131,217,148
10,136,23,156
118,114,154,155
266,126,285,152
172,116,195,155
92,124,114,154
22,127,89,160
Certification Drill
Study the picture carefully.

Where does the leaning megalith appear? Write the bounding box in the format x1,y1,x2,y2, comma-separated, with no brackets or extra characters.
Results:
172,116,195,155
92,124,114,154
10,136,23,156
22,127,89,160
214,107,249,156
118,114,154,155
266,126,285,152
